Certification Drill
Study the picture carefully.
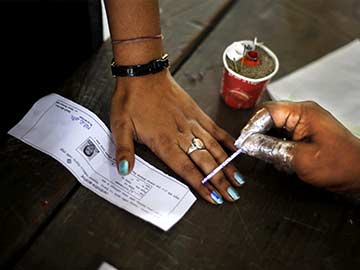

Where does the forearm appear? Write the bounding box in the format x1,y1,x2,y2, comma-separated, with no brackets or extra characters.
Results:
104,0,163,65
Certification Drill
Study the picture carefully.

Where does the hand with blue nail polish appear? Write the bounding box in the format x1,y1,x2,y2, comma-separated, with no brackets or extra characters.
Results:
106,0,244,204
110,69,245,204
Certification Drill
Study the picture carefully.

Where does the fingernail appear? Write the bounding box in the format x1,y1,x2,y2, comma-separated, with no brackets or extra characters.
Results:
118,160,129,175
227,186,240,200
210,191,224,205
234,172,245,185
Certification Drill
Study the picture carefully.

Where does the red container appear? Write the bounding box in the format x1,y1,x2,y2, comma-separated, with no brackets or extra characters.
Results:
221,41,279,109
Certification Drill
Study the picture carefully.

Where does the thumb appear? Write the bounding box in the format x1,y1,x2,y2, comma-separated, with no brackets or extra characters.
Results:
110,117,135,176
242,133,319,179
241,133,296,172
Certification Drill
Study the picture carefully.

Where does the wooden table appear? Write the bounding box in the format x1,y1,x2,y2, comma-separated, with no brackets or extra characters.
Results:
1,0,360,269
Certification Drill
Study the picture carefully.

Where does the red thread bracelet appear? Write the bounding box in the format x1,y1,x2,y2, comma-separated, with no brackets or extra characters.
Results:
111,34,163,45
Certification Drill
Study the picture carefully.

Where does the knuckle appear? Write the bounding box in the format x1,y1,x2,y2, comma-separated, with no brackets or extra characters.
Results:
116,145,132,156
111,119,127,131
303,100,320,110
176,123,185,134
207,138,220,149
214,127,227,141
209,122,220,135
301,101,321,121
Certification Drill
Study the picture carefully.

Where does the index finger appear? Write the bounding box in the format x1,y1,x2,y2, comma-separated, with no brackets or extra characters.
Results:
261,101,302,129
261,101,315,141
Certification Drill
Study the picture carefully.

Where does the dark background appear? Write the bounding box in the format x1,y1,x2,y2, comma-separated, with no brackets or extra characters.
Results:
0,0,103,141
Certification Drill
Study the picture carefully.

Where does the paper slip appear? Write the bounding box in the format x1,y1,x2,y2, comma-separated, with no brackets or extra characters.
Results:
8,94,196,231
98,262,119,270
268,39,360,138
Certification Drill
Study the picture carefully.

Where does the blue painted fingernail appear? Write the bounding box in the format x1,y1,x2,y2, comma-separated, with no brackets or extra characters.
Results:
234,172,245,185
227,187,240,200
210,191,223,205
118,160,129,175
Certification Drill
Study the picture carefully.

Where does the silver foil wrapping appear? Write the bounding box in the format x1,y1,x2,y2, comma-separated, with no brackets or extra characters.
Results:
241,134,295,172
235,108,295,172
234,108,273,148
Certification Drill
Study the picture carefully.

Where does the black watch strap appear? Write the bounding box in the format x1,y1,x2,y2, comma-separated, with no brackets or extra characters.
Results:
111,54,169,77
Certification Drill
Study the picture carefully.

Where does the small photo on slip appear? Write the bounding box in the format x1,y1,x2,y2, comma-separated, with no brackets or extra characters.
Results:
78,138,100,160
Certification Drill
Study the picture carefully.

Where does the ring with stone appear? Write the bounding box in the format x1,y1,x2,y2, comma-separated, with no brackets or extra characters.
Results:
187,138,206,155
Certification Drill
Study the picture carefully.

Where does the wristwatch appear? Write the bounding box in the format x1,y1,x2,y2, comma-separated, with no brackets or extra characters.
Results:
111,54,169,77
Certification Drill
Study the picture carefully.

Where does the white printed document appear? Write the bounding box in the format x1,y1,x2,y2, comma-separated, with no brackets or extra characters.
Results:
268,39,360,138
9,94,196,231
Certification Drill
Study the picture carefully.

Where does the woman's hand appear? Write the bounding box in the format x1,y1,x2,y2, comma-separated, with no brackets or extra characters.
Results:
110,69,245,204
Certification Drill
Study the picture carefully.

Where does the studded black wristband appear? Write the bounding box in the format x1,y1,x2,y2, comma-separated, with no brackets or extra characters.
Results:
111,54,169,77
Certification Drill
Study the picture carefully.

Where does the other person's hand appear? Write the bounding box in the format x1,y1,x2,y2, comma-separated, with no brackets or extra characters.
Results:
240,101,360,192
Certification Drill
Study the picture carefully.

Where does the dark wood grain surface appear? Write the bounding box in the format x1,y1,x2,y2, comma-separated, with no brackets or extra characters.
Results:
2,0,360,269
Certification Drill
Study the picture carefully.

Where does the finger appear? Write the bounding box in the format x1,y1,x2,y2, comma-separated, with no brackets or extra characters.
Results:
189,105,237,151
261,101,314,141
264,101,302,131
212,125,238,152
179,135,240,202
243,107,273,134
189,148,240,202
242,133,325,188
192,125,245,187
242,133,296,173
110,114,135,176
158,145,224,205
235,107,274,148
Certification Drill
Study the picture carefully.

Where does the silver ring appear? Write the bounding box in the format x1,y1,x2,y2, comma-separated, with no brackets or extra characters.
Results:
187,138,205,155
